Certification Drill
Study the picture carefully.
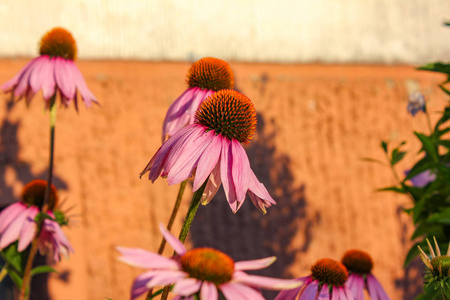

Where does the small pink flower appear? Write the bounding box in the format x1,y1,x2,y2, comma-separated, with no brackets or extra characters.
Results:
1,27,98,109
275,258,354,300
118,224,301,300
0,180,73,262
162,57,234,141
141,89,275,214
342,250,390,300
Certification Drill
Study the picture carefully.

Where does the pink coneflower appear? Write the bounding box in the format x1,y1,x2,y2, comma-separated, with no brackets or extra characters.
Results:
341,249,390,300
141,89,275,214
118,224,301,300
0,180,73,262
1,27,98,109
162,57,234,141
275,258,354,300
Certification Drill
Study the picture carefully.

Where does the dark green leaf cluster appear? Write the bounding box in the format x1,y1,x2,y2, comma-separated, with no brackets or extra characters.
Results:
423,267,450,299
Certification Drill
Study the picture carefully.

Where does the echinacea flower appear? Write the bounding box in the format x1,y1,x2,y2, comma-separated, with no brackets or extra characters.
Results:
117,224,301,300
341,249,390,300
418,237,450,298
275,258,354,300
162,57,234,141
0,180,73,262
140,89,275,214
1,27,98,109
407,91,426,116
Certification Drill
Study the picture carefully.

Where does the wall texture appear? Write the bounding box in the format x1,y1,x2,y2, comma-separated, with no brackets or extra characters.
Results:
0,59,447,299
0,0,449,63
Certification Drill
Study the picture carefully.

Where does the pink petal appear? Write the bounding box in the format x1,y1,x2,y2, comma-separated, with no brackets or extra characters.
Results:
193,133,222,191
367,274,390,300
42,219,74,258
200,281,219,300
70,61,98,107
247,170,276,214
0,206,30,249
299,281,320,300
54,57,76,100
159,223,186,255
130,271,154,300
235,257,276,271
230,139,251,204
188,88,213,124
145,270,188,288
220,138,238,212
12,58,37,99
17,207,38,251
201,161,222,205
1,58,36,92
172,278,202,296
346,274,364,300
40,57,56,100
29,56,48,94
220,282,265,300
117,246,180,269
167,128,214,185
162,87,197,141
0,202,26,232
274,286,303,300
233,271,303,290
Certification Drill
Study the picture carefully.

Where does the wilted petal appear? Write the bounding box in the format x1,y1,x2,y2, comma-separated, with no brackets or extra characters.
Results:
201,162,222,205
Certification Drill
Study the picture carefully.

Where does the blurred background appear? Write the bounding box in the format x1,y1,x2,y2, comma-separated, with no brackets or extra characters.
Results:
0,0,449,299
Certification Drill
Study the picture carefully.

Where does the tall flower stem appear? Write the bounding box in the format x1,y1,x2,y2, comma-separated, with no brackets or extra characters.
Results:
20,98,57,300
157,180,188,254
148,181,207,300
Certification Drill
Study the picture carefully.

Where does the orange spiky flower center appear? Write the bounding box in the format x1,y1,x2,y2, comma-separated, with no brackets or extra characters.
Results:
195,89,257,145
180,248,235,285
187,57,234,91
21,179,58,211
341,249,374,275
39,27,77,60
311,258,348,286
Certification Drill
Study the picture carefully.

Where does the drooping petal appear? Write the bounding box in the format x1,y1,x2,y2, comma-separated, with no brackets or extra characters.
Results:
187,88,213,125
69,61,98,107
200,161,222,205
235,256,276,271
220,138,238,212
17,206,39,251
366,274,390,300
316,283,330,299
0,206,30,250
247,170,276,214
200,281,219,300
54,57,76,100
298,281,320,300
13,58,37,99
145,270,188,288
117,246,180,269
162,88,197,141
193,133,222,191
172,278,202,296
230,139,251,205
0,202,27,232
1,58,36,92
159,223,186,255
274,286,304,300
40,57,56,100
220,282,265,300
346,274,364,300
167,128,215,185
233,271,303,290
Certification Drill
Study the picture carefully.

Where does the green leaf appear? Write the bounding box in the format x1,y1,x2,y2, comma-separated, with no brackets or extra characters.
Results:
414,132,438,162
418,62,450,75
403,242,421,267
30,265,58,277
439,139,450,148
376,186,406,194
439,84,450,96
391,149,406,165
1,243,27,274
381,141,388,153
404,161,436,181
426,208,450,224
436,127,450,137
7,269,22,289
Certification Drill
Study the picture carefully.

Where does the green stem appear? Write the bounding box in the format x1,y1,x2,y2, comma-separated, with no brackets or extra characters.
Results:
157,180,188,254
20,98,57,300
158,181,208,300
384,151,415,203
0,263,8,284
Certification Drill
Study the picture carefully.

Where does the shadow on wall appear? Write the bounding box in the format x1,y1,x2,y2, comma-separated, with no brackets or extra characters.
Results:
189,111,319,299
0,96,69,300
